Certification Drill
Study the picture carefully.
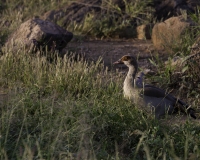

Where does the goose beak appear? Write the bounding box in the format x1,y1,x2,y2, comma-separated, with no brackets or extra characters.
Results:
113,59,123,65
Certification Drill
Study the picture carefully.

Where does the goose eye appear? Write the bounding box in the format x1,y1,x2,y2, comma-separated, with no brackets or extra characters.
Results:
122,56,130,61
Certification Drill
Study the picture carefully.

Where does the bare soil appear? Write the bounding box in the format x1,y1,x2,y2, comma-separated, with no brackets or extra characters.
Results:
67,39,160,70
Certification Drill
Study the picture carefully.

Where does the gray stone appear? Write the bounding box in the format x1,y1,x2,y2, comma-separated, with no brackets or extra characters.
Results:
152,0,198,20
4,18,73,53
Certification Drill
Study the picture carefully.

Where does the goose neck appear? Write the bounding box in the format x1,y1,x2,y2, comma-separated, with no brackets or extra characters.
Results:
127,65,137,79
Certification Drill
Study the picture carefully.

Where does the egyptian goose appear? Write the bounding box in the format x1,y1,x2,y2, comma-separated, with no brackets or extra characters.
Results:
114,55,196,119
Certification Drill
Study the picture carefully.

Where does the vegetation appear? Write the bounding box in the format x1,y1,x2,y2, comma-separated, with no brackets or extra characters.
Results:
1,49,199,160
0,0,200,160
0,0,154,42
66,0,154,38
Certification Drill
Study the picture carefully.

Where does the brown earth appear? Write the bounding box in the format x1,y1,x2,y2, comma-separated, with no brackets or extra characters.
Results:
67,39,161,70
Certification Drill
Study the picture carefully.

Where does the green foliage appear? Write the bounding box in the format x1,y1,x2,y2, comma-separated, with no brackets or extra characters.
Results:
0,49,200,159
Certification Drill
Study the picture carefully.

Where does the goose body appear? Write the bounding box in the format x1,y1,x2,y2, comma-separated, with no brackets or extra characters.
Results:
135,71,145,88
114,55,196,119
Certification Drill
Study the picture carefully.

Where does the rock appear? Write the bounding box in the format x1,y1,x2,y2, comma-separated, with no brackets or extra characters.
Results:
152,16,196,50
4,18,73,53
42,0,132,24
137,24,153,40
151,0,198,21
42,10,65,23
42,0,102,27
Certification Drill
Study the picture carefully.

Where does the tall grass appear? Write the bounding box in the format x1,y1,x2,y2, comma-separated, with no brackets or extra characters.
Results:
0,48,200,160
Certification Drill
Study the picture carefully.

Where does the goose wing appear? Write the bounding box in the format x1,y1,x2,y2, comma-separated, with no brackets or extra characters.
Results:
142,84,177,102
135,72,145,88
141,85,196,119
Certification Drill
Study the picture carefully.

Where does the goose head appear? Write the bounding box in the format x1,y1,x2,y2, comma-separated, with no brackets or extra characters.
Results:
114,55,138,68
